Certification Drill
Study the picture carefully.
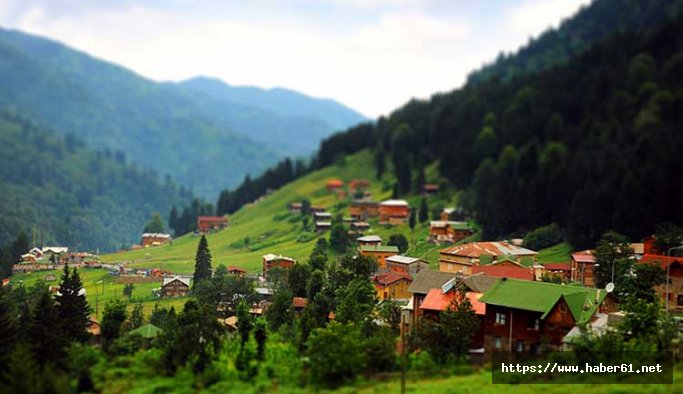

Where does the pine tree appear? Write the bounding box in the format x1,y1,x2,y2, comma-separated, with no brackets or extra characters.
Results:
168,206,179,236
56,266,92,343
0,294,17,370
409,209,416,232
419,198,429,223
254,318,267,361
28,290,67,365
193,235,212,289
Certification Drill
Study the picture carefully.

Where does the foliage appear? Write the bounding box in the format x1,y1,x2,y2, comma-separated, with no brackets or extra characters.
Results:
266,287,294,332
306,322,367,387
594,231,634,288
334,277,377,325
388,234,409,254
419,198,429,223
193,235,213,289
143,212,165,233
236,299,254,348
523,223,563,251
101,300,128,351
123,283,135,301
288,263,311,297
56,265,91,343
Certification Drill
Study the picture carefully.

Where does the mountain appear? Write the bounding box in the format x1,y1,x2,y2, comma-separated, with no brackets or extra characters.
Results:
218,0,683,250
0,111,193,252
175,77,367,154
0,28,365,198
468,0,683,83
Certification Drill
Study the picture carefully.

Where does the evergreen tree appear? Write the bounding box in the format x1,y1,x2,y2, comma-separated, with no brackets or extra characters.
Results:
168,206,179,236
266,286,294,332
0,293,16,370
236,299,253,348
28,290,67,365
409,209,416,232
193,235,212,289
388,234,409,254
56,266,91,343
374,149,385,179
254,318,267,361
419,198,429,223
143,212,165,233
101,300,127,351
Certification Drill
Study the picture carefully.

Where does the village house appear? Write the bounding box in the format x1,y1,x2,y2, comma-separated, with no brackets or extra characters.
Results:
439,242,537,275
315,221,331,233
348,179,370,193
373,271,413,301
288,202,302,214
141,233,172,247
378,200,410,225
429,221,474,244
326,179,344,192
570,250,596,286
262,253,296,279
226,266,247,276
358,244,399,270
197,216,228,233
357,235,382,247
422,183,440,195
350,221,370,233
309,205,326,213
638,253,683,310
161,276,191,297
313,212,332,221
407,270,458,326
292,297,308,316
386,255,429,274
469,257,535,281
542,263,572,282
42,246,68,262
479,278,618,352
349,199,379,220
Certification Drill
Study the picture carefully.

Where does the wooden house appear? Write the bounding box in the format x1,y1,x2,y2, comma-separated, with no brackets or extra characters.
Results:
326,179,344,191
470,258,535,281
357,235,382,247
288,202,302,213
315,221,331,233
226,266,247,276
386,255,429,274
141,233,172,247
638,254,683,311
542,263,572,282
479,278,618,352
310,205,326,213
313,212,332,221
350,221,370,233
429,221,474,244
419,286,486,349
197,216,228,233
422,183,440,195
378,200,410,224
349,179,370,192
358,244,399,270
262,253,296,279
569,250,596,286
349,199,379,220
42,246,68,262
439,242,537,275
161,276,191,297
407,270,459,326
373,271,413,300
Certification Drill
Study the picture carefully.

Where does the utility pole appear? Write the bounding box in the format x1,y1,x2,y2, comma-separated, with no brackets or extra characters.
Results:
401,314,406,394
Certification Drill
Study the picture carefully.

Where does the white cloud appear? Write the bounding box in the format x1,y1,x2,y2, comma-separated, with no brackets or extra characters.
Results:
507,0,591,38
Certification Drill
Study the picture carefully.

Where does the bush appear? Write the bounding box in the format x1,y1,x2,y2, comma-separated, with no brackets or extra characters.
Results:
408,351,440,375
306,322,366,387
297,232,315,243
523,223,563,250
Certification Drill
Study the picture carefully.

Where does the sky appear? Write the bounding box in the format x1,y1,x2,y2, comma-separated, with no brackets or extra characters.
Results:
0,0,591,118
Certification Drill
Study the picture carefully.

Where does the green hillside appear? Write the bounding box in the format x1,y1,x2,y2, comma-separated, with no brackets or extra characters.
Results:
101,150,465,273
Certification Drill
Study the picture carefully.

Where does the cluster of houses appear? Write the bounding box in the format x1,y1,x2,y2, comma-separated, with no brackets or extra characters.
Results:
135,215,229,250
13,246,100,273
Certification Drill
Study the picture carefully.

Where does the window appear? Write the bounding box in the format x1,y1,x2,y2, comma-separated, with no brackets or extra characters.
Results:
558,303,568,314
494,337,502,349
516,341,524,352
677,294,683,306
495,312,506,325
528,318,540,331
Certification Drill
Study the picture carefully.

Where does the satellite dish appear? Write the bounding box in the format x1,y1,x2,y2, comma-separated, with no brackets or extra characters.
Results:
605,283,615,293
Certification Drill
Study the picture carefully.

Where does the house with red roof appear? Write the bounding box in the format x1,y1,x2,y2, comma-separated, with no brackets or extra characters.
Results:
543,263,572,282
326,179,344,191
197,216,228,233
420,288,487,349
439,242,537,275
378,200,410,225
227,266,247,276
570,250,596,286
470,258,535,281
373,271,413,300
638,254,683,310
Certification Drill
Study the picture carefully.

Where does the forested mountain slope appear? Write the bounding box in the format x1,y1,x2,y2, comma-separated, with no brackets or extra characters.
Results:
0,112,192,251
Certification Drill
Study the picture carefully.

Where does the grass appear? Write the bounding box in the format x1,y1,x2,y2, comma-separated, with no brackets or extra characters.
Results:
100,150,456,274
537,243,573,263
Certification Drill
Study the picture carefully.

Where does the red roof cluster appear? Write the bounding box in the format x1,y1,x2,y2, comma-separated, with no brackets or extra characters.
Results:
420,289,485,315
571,250,595,263
638,254,683,270
373,271,413,286
471,264,534,281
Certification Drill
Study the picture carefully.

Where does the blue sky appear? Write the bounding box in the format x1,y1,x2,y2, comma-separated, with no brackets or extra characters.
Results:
0,0,590,117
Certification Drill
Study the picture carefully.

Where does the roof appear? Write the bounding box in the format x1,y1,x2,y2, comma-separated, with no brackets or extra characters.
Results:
292,297,308,308
379,199,409,207
359,245,399,254
42,246,68,254
313,212,332,217
440,242,537,258
420,289,485,315
386,255,424,265
461,274,499,293
162,276,191,287
130,323,162,339
479,278,608,324
630,243,645,255
430,221,471,230
544,263,571,271
408,270,457,294
315,221,332,226
351,199,378,206
571,250,595,263
373,271,413,286
326,179,344,186
471,264,534,281
638,254,683,270
141,233,171,239
227,265,247,273
357,235,382,243
198,216,227,222
262,253,296,262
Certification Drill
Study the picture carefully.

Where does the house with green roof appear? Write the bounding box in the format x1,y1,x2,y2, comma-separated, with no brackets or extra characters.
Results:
358,244,400,270
479,278,618,352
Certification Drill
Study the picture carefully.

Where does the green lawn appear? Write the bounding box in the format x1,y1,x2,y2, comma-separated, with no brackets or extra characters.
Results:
537,243,572,264
100,150,456,274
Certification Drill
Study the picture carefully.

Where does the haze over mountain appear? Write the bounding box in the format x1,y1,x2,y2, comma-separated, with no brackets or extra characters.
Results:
0,28,366,198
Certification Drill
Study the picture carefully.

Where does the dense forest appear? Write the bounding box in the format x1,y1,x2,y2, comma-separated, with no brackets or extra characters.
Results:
0,111,193,252
216,0,683,249
0,29,364,197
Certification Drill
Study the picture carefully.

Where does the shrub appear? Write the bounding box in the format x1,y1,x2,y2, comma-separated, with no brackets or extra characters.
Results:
297,232,315,243
523,223,563,250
